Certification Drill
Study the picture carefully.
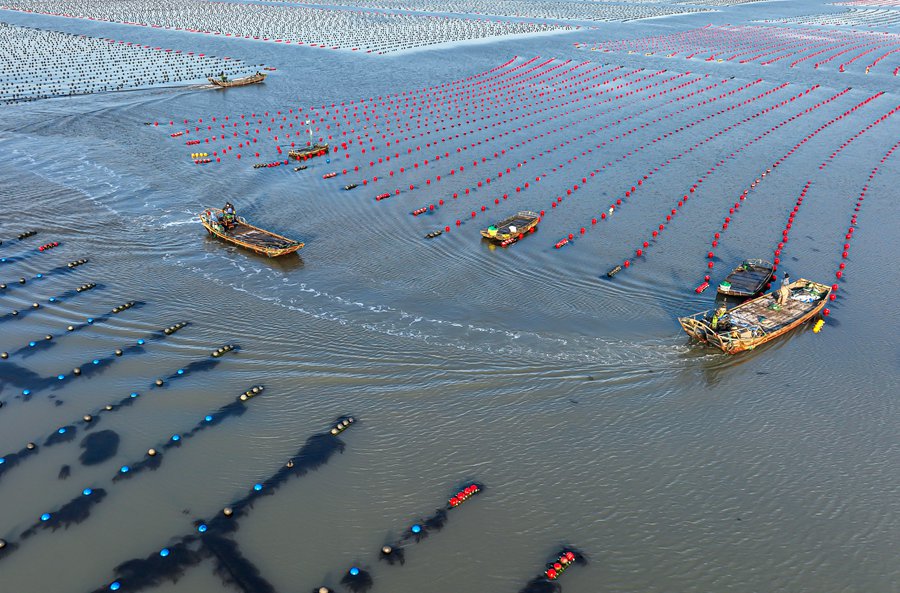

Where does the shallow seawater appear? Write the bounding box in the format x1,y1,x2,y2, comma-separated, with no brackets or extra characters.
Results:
1,2,898,593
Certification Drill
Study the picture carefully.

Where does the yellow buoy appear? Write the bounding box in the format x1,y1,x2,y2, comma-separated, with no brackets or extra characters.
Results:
813,319,824,333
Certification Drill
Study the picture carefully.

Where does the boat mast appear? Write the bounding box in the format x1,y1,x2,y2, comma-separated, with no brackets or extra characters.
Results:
305,119,315,146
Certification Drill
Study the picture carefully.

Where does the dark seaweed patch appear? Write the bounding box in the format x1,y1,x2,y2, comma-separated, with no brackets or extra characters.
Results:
44,425,77,446
341,567,373,593
79,430,119,465
204,534,276,593
0,283,103,324
58,464,71,479
88,539,206,593
19,488,107,539
0,444,38,481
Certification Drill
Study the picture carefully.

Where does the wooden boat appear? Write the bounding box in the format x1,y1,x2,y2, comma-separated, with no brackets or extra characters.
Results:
289,143,330,161
480,211,540,246
717,258,774,297
208,72,266,88
199,208,303,257
678,278,831,354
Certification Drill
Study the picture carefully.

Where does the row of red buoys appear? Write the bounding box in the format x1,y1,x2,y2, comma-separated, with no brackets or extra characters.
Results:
575,24,900,75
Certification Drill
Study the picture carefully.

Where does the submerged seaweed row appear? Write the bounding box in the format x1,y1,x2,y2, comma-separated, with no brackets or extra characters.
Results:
0,22,247,104
0,322,189,401
1,300,143,360
322,483,482,592
0,281,101,324
0,0,574,55
0,258,89,296
0,387,266,560
0,343,240,483
83,417,356,593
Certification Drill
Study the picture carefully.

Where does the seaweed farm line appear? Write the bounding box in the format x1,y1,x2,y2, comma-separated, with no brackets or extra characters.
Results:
1,0,899,592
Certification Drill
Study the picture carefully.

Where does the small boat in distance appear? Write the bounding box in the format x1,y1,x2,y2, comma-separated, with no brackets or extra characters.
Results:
289,119,330,161
480,211,540,246
199,208,303,257
678,278,830,354
208,72,267,88
718,258,774,297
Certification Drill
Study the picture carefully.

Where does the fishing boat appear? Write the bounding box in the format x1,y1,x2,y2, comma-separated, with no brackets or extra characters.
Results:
208,72,267,88
288,119,330,161
717,258,774,297
480,211,540,246
199,208,303,257
678,278,831,354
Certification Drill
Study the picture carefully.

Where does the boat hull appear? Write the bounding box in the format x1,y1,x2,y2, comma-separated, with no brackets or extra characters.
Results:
208,73,266,88
288,143,330,161
679,279,831,354
199,209,303,257
480,211,540,245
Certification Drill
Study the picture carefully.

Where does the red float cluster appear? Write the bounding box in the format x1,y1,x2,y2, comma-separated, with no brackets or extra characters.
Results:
38,242,59,252
448,484,480,507
545,550,577,580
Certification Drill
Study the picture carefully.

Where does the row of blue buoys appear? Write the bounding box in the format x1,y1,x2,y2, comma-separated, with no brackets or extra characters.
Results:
89,417,355,593
0,342,240,483
0,258,88,292
1,281,101,323
1,300,143,360
0,387,265,561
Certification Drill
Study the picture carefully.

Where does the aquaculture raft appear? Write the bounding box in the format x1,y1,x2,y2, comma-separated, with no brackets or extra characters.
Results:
199,209,303,257
208,73,266,87
480,211,540,245
717,259,774,297
288,143,330,161
679,279,831,354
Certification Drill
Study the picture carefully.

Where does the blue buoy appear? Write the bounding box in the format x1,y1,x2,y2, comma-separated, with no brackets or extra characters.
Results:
198,524,207,533
411,524,422,534
83,488,93,496
204,415,213,422
159,548,170,558
57,427,66,434
349,567,360,576
49,297,56,302
0,458,6,465
87,318,94,324
177,369,184,375
130,392,139,398
23,389,30,396
29,341,36,347
109,582,121,591
137,339,144,345
36,274,43,278
253,483,263,491
171,435,180,442
92,359,100,365
40,513,51,521
120,465,130,473
58,374,65,380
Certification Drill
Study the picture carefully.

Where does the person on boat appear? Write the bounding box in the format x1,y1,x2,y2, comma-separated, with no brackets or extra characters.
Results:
219,72,228,83
711,305,728,331
222,202,236,230
777,273,791,306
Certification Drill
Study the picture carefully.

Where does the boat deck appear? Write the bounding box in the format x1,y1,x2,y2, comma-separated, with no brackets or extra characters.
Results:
229,224,296,250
